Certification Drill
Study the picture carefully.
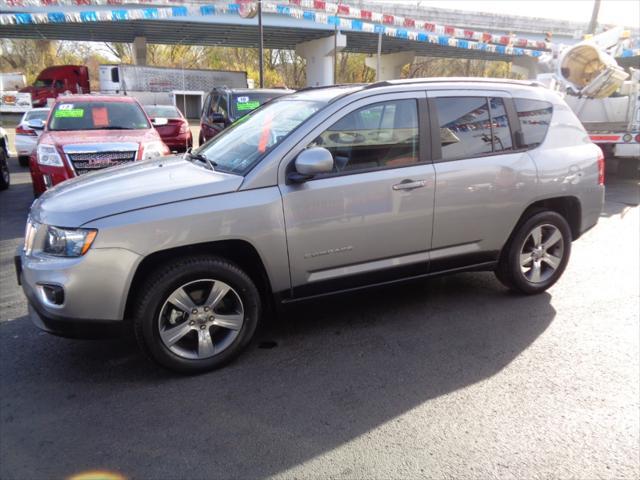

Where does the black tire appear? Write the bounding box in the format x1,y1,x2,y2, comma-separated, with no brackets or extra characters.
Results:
18,156,30,168
133,255,261,374
496,210,572,295
0,149,10,191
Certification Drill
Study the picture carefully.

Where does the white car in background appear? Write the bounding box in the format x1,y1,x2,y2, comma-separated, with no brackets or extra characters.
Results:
15,108,50,167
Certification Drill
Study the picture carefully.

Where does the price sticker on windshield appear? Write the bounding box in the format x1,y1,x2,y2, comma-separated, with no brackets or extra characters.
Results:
58,104,74,110
236,100,261,111
55,108,84,118
237,96,250,103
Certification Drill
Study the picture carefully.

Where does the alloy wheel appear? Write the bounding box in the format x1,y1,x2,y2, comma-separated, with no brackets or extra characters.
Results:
519,224,565,284
157,279,244,360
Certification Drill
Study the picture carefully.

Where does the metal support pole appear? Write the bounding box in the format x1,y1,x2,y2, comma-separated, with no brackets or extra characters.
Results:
333,7,339,84
376,32,382,82
258,0,264,88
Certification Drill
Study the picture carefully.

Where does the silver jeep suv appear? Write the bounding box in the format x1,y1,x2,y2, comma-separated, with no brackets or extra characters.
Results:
16,78,605,373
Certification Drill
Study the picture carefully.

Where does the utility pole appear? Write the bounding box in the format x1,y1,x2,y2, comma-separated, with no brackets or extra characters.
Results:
258,0,264,87
587,0,601,35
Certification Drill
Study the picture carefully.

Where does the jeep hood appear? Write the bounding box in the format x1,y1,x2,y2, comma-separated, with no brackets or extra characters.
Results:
31,156,244,226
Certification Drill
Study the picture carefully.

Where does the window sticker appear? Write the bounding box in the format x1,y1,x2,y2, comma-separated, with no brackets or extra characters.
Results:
236,100,261,111
237,96,250,103
55,108,84,118
59,104,74,110
92,107,109,128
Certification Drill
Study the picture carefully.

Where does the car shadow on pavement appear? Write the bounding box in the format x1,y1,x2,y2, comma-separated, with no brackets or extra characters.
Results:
0,272,555,479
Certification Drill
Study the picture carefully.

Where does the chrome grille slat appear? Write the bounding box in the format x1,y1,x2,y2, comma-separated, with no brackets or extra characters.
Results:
68,150,137,175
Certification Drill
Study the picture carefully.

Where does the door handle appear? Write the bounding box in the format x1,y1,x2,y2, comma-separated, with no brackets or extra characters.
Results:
392,179,426,191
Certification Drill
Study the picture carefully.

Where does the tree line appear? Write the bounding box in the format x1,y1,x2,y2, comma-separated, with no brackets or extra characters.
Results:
1,39,519,88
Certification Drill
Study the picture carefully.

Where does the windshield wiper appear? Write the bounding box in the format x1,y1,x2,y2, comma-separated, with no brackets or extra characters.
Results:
185,150,217,170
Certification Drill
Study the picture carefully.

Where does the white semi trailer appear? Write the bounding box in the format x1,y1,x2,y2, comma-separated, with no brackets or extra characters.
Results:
98,64,249,118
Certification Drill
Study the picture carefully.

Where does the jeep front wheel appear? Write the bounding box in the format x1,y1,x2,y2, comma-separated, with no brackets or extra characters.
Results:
133,256,261,373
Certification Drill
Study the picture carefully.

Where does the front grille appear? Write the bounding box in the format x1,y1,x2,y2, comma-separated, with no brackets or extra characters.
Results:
68,151,137,175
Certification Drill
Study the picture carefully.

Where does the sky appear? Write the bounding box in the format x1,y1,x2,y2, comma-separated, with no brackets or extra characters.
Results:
384,0,640,29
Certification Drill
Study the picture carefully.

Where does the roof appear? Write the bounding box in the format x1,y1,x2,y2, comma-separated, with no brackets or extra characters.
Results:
366,77,544,88
213,87,294,94
54,94,139,103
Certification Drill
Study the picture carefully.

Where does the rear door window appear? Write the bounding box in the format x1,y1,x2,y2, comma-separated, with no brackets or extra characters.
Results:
435,97,493,161
514,98,553,148
434,96,514,161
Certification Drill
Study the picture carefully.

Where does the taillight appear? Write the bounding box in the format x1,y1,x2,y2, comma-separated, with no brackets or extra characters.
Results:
635,134,640,143
597,148,605,185
16,125,37,136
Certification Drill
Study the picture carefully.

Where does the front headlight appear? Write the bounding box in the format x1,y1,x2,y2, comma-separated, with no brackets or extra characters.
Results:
37,144,64,167
142,141,167,160
44,226,97,257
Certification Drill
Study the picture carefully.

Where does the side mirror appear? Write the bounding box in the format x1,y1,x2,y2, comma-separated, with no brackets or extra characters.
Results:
26,119,45,130
211,112,226,124
288,147,334,183
151,117,169,126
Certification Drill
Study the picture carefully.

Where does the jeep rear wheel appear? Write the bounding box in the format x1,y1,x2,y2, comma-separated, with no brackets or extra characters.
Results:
496,211,572,294
133,256,261,373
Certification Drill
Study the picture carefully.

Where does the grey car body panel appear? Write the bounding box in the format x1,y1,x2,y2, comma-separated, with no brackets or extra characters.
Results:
277,91,435,289
19,79,605,326
31,156,243,227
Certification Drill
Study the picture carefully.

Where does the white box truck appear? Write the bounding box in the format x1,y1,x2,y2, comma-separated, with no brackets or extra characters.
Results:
98,64,249,118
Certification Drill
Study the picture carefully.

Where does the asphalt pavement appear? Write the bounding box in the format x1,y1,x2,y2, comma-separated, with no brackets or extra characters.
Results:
0,155,638,480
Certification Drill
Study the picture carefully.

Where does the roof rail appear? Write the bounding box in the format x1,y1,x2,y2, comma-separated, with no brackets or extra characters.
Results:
363,77,545,89
296,83,367,93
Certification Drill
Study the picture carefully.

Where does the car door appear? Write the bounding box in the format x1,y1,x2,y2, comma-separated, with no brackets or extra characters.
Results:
279,92,436,298
427,90,538,271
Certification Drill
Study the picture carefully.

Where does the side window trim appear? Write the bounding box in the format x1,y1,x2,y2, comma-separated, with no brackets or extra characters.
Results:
503,97,523,150
426,97,442,162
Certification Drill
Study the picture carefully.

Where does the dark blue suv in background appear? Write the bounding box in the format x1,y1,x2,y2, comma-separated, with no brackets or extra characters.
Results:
199,87,292,145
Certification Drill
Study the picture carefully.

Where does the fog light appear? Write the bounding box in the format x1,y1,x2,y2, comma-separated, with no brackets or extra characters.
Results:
41,284,64,305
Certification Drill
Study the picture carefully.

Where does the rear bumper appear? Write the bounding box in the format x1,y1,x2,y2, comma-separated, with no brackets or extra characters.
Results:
163,134,193,152
14,136,37,156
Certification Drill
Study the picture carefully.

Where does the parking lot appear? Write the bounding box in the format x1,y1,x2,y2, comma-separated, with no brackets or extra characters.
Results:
0,150,638,479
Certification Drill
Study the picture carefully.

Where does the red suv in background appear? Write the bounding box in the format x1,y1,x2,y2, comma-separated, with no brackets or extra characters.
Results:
29,95,169,196
144,104,193,153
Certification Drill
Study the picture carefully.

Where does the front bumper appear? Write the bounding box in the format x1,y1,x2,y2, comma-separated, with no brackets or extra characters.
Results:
15,246,142,338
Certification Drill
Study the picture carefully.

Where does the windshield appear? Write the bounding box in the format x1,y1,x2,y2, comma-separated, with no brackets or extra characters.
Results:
48,101,151,131
144,105,181,119
33,79,53,88
231,92,286,118
197,98,324,175
25,110,49,122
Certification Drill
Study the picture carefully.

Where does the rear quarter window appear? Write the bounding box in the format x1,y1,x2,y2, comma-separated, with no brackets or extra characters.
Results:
514,98,553,148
